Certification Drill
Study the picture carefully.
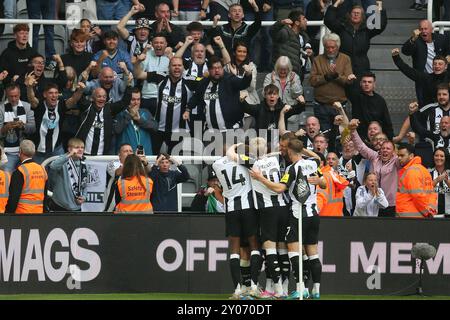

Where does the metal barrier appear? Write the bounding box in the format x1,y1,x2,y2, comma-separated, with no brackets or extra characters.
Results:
429,0,450,33
42,155,221,212
0,18,327,54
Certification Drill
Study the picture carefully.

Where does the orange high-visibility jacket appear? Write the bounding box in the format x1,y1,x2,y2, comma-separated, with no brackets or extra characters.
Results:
16,162,47,214
115,176,154,213
0,170,11,213
318,165,349,216
396,156,437,218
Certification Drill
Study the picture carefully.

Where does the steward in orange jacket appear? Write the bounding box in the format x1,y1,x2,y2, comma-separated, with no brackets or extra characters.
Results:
318,165,349,216
5,140,48,214
115,175,154,213
396,148,437,218
0,170,10,213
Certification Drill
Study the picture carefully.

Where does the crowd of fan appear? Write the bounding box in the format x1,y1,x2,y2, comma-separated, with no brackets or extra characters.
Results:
0,0,448,216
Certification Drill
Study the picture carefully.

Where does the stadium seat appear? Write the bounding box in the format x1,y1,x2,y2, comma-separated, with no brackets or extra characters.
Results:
303,86,314,103
181,164,202,209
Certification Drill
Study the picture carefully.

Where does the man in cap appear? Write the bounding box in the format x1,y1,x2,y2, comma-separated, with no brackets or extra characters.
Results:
117,5,152,57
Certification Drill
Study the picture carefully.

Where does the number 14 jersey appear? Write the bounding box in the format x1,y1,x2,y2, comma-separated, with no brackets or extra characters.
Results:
212,156,254,212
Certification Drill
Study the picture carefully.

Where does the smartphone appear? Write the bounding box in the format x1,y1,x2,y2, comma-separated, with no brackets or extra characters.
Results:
90,24,97,32
137,145,144,155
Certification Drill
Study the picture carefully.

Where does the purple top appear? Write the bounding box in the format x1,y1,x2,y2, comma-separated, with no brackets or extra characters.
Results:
351,130,401,207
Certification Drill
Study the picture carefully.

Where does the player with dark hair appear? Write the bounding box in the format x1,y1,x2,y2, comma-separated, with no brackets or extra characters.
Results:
213,143,260,299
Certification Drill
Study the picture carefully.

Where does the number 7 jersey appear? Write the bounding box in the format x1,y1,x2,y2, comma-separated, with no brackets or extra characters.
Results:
212,156,254,212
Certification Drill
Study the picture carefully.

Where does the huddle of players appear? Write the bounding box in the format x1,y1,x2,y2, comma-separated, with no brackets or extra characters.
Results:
212,134,326,300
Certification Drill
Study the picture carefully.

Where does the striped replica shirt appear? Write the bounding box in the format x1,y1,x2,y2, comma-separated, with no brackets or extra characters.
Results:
429,168,450,215
146,72,197,133
281,158,322,218
212,156,254,212
183,58,208,79
204,81,227,131
249,155,287,209
420,103,450,134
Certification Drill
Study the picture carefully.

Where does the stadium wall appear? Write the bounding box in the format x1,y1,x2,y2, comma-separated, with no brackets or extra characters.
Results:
0,215,449,295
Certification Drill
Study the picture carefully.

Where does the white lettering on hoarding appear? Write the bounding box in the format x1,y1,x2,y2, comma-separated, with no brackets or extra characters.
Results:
0,228,101,283
156,239,184,272
157,240,229,272
351,242,387,273
390,243,412,274
318,241,336,272
186,240,206,271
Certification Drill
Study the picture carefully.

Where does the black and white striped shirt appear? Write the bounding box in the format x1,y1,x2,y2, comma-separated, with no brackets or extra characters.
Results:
147,72,196,133
281,159,322,218
125,35,149,57
420,103,450,134
183,58,208,79
212,156,254,212
84,109,105,155
249,155,287,209
429,168,450,215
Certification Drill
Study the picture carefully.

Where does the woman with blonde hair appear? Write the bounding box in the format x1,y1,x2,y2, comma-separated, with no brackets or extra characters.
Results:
263,56,305,107
114,154,154,213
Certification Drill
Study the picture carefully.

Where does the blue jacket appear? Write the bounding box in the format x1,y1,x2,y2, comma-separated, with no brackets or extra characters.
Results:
149,165,190,212
114,108,158,155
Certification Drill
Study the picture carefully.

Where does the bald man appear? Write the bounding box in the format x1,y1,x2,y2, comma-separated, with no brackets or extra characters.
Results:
134,56,197,153
76,86,132,155
402,19,449,105
85,66,130,103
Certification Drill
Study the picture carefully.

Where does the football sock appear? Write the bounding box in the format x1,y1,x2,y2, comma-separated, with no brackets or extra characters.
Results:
278,249,291,284
250,251,263,287
309,255,322,284
240,259,251,288
288,252,300,284
229,254,241,289
303,254,311,287
265,248,281,284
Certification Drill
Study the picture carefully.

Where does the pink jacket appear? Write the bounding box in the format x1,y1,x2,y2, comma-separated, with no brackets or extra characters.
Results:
351,131,401,207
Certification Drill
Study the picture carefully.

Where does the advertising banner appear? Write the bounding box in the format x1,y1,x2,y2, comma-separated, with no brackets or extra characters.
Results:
0,215,449,295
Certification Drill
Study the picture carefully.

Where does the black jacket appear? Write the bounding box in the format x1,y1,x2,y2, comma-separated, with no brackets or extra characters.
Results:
76,88,131,155
188,72,252,129
271,21,308,75
393,54,450,107
32,97,68,151
149,21,185,50
401,33,449,72
58,51,93,78
347,87,394,140
0,40,38,84
324,6,388,77
241,99,305,131
208,14,262,56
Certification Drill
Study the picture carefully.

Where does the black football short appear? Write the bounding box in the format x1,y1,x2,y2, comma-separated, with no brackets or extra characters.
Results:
285,212,320,245
225,208,258,238
259,206,290,243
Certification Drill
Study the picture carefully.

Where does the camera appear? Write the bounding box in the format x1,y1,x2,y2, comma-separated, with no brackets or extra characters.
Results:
90,24,97,33
137,145,144,155
13,117,19,122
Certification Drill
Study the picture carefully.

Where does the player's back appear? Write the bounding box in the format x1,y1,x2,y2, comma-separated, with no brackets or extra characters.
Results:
251,155,287,209
212,156,253,212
